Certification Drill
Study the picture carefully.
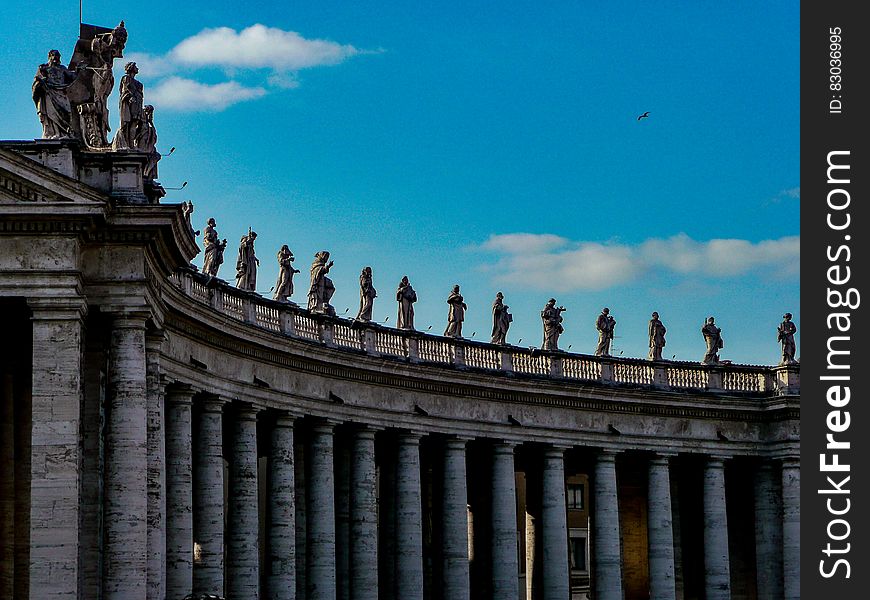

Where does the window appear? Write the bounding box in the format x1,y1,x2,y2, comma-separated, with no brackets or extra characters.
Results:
567,483,584,510
569,532,588,572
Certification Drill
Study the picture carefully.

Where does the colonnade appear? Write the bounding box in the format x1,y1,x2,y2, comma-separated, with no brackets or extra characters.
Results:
151,386,798,600
4,305,800,600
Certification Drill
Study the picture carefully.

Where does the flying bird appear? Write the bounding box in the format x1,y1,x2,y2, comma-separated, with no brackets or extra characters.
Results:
637,111,650,121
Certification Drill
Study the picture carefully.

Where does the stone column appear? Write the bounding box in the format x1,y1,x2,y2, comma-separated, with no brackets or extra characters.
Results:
336,435,351,600
307,421,337,600
295,435,307,600
194,397,226,597
0,371,15,599
165,384,195,599
145,331,167,600
228,404,260,599
268,414,296,600
593,450,623,600
395,431,424,600
28,301,86,599
648,453,676,600
104,311,150,600
781,457,800,600
541,446,569,600
350,426,379,600
491,441,518,600
703,456,731,600
754,461,782,600
442,437,470,600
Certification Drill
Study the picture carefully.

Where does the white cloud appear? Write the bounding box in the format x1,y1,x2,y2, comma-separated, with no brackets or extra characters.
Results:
127,24,372,112
149,77,266,112
479,232,799,291
170,24,360,71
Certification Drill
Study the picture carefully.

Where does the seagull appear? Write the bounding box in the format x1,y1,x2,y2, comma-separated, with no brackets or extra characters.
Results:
637,111,650,121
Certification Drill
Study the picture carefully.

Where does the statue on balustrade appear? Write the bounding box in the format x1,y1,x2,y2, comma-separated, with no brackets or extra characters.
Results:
701,316,723,364
595,307,616,356
541,298,566,351
357,266,377,321
777,312,797,364
273,245,300,303
136,105,161,179
491,291,512,345
396,276,417,330
444,285,467,338
32,50,80,139
648,311,667,361
308,251,336,315
235,229,259,291
202,218,227,277
112,62,144,150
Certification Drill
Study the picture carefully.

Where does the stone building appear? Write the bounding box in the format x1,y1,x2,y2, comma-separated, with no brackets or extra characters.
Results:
0,140,799,600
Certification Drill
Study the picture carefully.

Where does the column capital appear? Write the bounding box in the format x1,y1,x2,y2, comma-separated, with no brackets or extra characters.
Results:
650,450,678,462
396,429,426,442
649,454,676,467
780,456,800,469
350,423,382,440
596,448,623,462
705,454,731,468
145,328,166,349
200,395,227,413
310,419,339,435
273,412,298,428
165,382,196,405
108,309,151,329
233,403,260,421
28,296,88,320
444,435,473,450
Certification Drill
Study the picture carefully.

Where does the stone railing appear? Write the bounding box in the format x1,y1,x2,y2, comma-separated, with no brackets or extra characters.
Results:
168,269,799,395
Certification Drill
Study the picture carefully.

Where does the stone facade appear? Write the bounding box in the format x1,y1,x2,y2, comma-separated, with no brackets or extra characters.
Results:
0,141,800,600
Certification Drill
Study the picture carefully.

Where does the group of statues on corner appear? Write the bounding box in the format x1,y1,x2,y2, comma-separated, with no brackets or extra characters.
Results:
198,218,798,363
31,23,161,178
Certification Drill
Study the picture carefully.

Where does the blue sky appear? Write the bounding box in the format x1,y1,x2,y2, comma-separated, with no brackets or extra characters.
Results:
1,1,799,365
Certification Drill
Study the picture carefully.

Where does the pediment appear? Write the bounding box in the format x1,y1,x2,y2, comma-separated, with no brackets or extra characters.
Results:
0,147,108,207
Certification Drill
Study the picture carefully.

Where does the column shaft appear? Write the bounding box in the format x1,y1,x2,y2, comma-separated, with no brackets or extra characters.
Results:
336,437,351,600
104,315,149,600
227,405,260,599
28,308,84,599
165,385,195,599
541,447,569,600
395,432,424,600
442,438,470,600
146,333,166,600
593,451,623,600
703,457,731,600
295,437,307,600
491,442,518,600
307,422,337,600
268,415,296,600
193,398,226,596
350,428,379,600
648,455,676,600
781,458,800,600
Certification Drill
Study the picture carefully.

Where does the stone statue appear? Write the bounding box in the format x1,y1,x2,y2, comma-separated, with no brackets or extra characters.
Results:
181,201,195,231
396,276,417,330
356,266,377,321
594,308,616,357
202,218,227,277
235,229,259,291
701,316,723,364
136,105,160,179
273,245,300,303
777,312,797,364
648,312,667,361
66,21,127,146
541,299,566,351
32,50,79,139
444,285,467,338
491,292,512,345
112,62,144,150
307,251,336,315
